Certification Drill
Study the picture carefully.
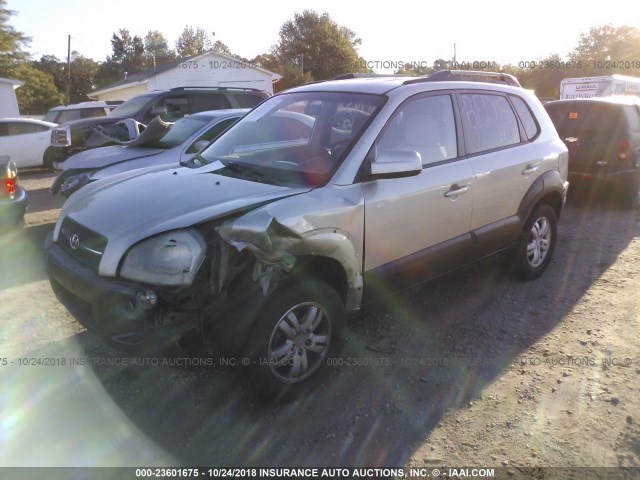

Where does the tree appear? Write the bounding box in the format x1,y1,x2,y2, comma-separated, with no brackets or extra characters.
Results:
144,30,175,66
569,24,640,76
272,10,369,81
5,62,64,114
212,40,231,55
175,26,213,58
109,28,145,73
0,0,30,73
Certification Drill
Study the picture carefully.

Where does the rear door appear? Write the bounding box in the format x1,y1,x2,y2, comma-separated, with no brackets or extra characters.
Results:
0,122,51,168
458,91,545,251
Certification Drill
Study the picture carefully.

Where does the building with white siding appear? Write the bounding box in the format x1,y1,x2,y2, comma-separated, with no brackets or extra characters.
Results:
0,77,24,118
90,52,281,101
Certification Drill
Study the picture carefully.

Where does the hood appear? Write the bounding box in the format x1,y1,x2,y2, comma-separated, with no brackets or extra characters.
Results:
61,145,164,170
55,163,311,276
58,116,127,129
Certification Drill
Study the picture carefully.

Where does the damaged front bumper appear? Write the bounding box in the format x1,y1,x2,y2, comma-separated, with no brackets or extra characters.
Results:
44,232,199,348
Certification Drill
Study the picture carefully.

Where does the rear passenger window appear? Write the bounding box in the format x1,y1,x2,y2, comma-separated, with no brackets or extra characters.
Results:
189,94,232,113
375,94,458,166
235,93,265,108
510,96,540,140
460,93,520,154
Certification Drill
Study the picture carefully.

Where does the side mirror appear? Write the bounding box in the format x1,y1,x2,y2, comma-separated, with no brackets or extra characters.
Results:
367,149,423,180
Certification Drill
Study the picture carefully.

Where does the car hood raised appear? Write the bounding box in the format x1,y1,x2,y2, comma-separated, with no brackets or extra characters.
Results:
55,163,311,276
61,145,164,170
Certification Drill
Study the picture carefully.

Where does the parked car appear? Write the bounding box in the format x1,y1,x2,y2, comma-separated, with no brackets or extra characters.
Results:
0,157,27,231
0,118,58,169
545,96,640,208
50,109,248,197
45,70,568,399
48,87,269,166
43,100,122,124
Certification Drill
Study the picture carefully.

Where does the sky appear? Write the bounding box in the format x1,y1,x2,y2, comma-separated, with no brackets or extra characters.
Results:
6,0,640,72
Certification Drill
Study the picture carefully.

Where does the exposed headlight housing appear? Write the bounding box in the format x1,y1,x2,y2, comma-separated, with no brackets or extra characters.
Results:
120,229,207,286
59,171,92,195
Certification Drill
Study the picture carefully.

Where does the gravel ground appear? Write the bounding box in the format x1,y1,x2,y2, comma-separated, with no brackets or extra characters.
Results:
0,170,638,475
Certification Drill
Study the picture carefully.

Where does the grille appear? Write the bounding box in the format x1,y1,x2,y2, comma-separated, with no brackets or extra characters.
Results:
59,217,108,270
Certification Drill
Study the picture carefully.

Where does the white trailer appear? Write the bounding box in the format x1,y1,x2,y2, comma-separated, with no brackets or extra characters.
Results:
560,75,640,100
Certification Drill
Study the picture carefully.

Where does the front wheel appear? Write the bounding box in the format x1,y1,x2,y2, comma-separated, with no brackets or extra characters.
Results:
243,280,345,401
512,204,558,280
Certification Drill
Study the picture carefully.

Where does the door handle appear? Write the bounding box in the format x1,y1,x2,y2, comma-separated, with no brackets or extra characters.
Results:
522,165,539,175
444,184,469,198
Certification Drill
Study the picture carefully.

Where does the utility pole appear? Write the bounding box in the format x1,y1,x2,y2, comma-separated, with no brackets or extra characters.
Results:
453,43,457,68
66,34,71,104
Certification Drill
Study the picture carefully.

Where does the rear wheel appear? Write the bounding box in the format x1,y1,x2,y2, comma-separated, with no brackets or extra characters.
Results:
625,178,640,210
243,280,344,401
513,204,557,280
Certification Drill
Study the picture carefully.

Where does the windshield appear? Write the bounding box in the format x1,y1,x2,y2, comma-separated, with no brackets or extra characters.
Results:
199,91,386,187
141,116,210,149
109,94,155,117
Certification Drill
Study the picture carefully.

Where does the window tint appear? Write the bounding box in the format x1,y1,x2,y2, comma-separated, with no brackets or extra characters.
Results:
510,96,539,140
186,117,238,153
6,122,42,135
376,94,457,166
57,110,83,123
234,93,265,108
188,94,232,112
545,102,625,138
81,108,107,119
460,93,521,154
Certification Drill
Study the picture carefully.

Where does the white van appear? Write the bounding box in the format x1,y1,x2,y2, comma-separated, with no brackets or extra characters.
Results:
560,75,640,100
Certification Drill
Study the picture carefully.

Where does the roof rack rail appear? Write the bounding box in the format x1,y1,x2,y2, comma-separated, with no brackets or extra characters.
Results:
404,70,521,87
168,86,263,92
330,73,408,80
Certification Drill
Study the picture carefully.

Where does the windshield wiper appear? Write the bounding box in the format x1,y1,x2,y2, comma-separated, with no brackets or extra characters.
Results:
180,153,210,168
221,161,267,183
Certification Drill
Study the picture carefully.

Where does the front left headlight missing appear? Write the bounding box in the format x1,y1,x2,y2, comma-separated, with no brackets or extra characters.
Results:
60,171,91,195
120,229,207,286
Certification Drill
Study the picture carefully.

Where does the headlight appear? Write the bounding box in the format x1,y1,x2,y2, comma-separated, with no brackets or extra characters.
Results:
59,171,91,195
120,229,207,286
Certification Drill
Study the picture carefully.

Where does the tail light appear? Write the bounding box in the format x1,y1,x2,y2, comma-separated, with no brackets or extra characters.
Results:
2,161,18,196
618,139,630,160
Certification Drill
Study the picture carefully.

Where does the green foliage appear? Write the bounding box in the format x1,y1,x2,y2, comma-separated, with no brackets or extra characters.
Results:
0,0,30,73
175,26,214,58
5,62,64,114
569,24,640,76
144,30,176,66
272,10,369,82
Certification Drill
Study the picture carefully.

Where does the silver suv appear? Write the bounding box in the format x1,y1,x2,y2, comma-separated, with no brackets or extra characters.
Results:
45,70,569,398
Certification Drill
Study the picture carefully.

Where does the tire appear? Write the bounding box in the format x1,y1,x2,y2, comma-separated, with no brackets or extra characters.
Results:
43,148,55,171
513,204,558,280
242,280,345,401
625,179,640,210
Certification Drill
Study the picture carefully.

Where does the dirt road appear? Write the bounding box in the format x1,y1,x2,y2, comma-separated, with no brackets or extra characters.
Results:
1,171,638,475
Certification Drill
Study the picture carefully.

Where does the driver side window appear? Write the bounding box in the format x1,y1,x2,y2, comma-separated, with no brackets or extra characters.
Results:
375,95,458,166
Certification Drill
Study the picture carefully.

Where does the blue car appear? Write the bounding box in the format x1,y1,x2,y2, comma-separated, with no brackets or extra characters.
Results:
0,157,27,231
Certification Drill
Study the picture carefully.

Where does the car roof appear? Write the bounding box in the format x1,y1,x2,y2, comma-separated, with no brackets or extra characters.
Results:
0,117,58,127
285,75,526,96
